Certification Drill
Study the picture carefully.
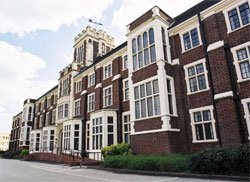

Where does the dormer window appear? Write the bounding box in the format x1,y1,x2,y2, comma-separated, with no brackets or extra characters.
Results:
183,28,200,51
132,28,156,71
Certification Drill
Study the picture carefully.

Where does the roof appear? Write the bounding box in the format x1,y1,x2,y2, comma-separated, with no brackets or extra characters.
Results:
170,0,221,28
76,41,127,77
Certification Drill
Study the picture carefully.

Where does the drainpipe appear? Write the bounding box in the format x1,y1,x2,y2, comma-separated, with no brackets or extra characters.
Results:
223,44,244,144
198,13,222,147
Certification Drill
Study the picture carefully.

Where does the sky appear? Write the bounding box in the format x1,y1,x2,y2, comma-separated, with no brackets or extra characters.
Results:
0,0,202,133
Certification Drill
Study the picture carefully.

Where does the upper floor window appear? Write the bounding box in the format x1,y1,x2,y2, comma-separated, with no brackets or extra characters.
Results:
231,42,250,82
227,2,250,31
184,59,209,95
123,79,129,101
103,85,112,107
45,112,50,125
123,55,128,70
52,110,56,124
62,78,69,96
189,106,217,143
182,27,200,51
54,94,58,104
58,103,69,120
88,93,95,112
132,28,156,71
104,64,112,79
134,79,160,119
161,27,168,61
74,100,81,116
75,80,82,93
46,98,51,108
88,73,95,87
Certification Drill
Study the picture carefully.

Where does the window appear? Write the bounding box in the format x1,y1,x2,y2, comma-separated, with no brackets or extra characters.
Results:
62,78,69,96
45,112,50,125
30,133,34,151
64,125,71,150
75,80,82,93
227,2,250,31
184,59,209,94
92,117,103,150
39,115,43,128
88,73,95,87
50,130,54,151
123,114,130,143
231,43,250,82
123,55,128,70
46,98,51,108
74,100,81,116
161,27,168,61
58,103,69,119
88,93,95,112
182,27,200,51
167,79,174,115
241,98,250,140
35,133,40,151
132,28,156,71
28,107,32,121
189,106,217,143
41,102,44,111
107,117,114,146
104,64,112,79
134,79,160,119
42,130,48,150
103,86,112,107
123,79,129,101
54,94,58,104
52,110,56,124
74,124,80,150
86,122,90,151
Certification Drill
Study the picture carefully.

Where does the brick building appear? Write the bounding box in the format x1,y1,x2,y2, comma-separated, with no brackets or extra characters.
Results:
9,0,250,157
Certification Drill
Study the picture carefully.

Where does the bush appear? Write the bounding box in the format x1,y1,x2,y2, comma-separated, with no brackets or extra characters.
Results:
101,143,133,158
1,150,21,159
188,145,250,175
20,149,29,159
102,154,189,172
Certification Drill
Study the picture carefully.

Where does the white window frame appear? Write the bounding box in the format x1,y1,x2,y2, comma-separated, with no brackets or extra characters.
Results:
39,115,43,128
46,97,51,108
62,77,69,96
122,113,131,144
103,63,112,79
75,80,82,93
241,98,250,140
189,105,218,143
184,58,210,95
123,55,128,70
88,93,95,112
223,1,250,34
231,42,250,82
103,85,113,107
45,112,50,126
52,109,56,124
179,24,202,53
88,72,95,87
86,121,90,151
63,125,71,151
57,103,69,120
74,99,81,116
123,79,129,101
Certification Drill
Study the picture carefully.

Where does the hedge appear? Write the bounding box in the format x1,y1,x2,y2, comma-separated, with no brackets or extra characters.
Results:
101,143,133,158
1,150,21,159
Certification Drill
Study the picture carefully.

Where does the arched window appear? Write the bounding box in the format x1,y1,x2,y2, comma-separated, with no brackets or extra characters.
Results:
132,38,136,54
143,32,148,48
161,27,168,61
149,28,155,44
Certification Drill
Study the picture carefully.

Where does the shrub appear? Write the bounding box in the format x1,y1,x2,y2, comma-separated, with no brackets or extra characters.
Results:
20,149,29,159
102,154,189,172
188,145,250,175
1,150,21,159
101,143,133,158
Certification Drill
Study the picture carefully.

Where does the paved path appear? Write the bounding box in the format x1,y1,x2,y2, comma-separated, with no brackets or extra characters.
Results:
0,159,233,182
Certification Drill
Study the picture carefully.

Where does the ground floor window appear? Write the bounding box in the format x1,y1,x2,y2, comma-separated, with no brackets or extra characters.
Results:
64,125,71,150
42,130,48,150
86,122,90,151
241,98,250,140
35,133,40,151
189,105,217,143
107,117,114,146
92,117,103,150
123,114,131,143
50,130,55,150
74,124,79,150
30,133,34,151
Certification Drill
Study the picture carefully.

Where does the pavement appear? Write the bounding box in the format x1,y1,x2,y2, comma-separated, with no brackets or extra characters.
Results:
0,158,242,182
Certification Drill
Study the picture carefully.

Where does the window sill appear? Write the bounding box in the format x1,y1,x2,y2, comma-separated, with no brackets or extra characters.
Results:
187,87,210,96
103,76,113,81
192,139,218,143
237,77,250,83
103,105,113,108
227,23,250,34
131,61,156,74
181,44,203,54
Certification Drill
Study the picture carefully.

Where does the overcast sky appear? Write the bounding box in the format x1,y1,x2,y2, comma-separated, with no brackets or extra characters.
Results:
0,0,202,133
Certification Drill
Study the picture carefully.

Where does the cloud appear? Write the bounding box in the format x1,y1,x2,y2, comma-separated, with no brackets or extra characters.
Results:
0,41,57,133
0,0,114,36
112,0,202,42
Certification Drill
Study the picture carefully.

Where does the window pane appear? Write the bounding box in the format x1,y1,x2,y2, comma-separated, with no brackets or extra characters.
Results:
190,28,200,47
140,84,145,98
203,110,211,121
194,112,202,122
138,52,143,68
134,86,139,100
204,123,214,140
196,63,204,74
133,55,138,70
150,45,156,63
141,99,147,118
237,48,248,60
154,96,161,115
228,9,241,30
195,124,204,140
183,32,191,50
132,38,136,54
144,48,150,65
153,80,159,94
189,77,198,92
149,28,154,44
137,35,142,51
239,61,250,79
146,82,152,96
147,98,153,117
108,125,113,132
108,134,114,146
198,75,207,90
143,32,148,48
135,101,140,119
239,3,250,25
188,66,195,76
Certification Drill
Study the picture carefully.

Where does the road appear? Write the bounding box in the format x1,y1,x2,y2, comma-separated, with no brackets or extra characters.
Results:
0,159,232,182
